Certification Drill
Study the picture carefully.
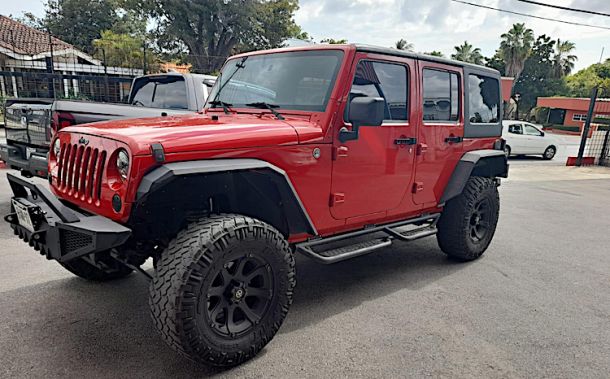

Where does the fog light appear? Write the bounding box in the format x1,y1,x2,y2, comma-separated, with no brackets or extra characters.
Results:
112,194,122,213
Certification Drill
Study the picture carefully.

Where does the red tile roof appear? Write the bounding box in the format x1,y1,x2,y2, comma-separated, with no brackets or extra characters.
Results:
0,15,74,56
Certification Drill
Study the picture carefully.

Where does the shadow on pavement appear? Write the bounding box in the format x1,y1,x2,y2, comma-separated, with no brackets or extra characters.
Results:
0,237,466,377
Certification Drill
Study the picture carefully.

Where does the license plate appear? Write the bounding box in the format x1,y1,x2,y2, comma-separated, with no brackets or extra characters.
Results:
12,199,36,232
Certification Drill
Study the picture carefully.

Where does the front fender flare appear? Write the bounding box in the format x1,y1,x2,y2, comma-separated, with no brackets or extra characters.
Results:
135,159,317,236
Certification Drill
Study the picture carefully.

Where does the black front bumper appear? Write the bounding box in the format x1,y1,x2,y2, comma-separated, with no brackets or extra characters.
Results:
4,173,131,263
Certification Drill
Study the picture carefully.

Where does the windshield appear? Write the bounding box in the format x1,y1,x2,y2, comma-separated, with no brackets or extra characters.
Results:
206,50,344,112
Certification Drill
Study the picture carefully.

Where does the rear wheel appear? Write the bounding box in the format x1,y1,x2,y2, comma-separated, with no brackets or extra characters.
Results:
149,214,295,367
543,146,556,160
437,177,500,261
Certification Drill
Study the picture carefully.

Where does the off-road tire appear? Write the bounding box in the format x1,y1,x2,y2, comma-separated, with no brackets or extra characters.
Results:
60,255,133,281
543,146,556,160
149,214,296,367
437,177,499,261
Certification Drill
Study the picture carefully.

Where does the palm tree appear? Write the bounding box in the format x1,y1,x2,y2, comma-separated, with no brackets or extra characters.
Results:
451,41,483,64
395,39,414,51
499,23,534,82
425,50,445,58
553,39,577,77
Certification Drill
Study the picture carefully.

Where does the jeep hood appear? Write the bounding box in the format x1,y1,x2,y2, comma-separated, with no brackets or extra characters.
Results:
60,113,318,156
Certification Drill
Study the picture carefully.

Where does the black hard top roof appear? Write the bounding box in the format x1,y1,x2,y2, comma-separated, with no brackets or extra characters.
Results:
353,44,500,76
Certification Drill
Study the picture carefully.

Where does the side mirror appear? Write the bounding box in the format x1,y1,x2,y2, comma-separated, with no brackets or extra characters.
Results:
340,96,385,143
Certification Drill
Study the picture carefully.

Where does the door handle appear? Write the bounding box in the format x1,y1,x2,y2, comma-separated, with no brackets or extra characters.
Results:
445,136,463,143
394,137,417,145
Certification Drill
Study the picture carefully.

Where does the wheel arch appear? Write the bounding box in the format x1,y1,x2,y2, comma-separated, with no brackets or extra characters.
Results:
440,150,508,205
130,159,317,242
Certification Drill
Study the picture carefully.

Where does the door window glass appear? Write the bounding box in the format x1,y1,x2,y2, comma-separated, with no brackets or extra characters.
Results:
423,69,459,122
524,124,542,136
508,124,522,134
468,74,500,123
350,61,408,121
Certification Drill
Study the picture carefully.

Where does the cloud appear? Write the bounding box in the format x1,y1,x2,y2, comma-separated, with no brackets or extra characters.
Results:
295,0,610,71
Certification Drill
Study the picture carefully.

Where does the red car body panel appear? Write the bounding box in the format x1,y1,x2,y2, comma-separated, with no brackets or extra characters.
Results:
48,44,499,242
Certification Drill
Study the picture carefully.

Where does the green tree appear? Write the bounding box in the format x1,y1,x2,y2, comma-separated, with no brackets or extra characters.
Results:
513,34,568,114
499,23,534,83
93,30,158,72
485,51,505,75
42,0,119,53
566,59,610,97
451,41,483,64
149,0,303,73
553,39,577,78
394,39,414,51
320,38,348,44
425,51,445,57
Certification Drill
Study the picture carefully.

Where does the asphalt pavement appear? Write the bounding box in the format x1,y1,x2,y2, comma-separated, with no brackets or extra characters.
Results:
0,154,609,378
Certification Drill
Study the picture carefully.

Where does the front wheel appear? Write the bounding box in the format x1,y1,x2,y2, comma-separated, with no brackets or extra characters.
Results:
149,214,296,367
437,177,500,261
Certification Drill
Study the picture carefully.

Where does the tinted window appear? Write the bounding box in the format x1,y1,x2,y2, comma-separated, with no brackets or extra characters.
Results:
468,74,500,123
423,69,459,121
508,124,522,134
351,61,408,121
207,50,344,112
130,77,188,109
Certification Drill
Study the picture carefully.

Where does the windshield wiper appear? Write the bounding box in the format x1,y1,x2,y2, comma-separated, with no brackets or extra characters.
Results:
245,102,285,120
208,56,248,107
208,100,234,114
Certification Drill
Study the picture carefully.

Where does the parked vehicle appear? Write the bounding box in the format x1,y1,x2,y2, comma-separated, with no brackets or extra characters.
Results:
502,120,558,159
5,44,508,367
0,73,216,177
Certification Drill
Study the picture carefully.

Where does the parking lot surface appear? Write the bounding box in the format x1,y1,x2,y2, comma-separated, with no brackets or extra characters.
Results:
1,161,609,378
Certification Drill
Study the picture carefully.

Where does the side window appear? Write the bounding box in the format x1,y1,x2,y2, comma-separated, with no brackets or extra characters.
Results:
350,60,408,121
524,124,542,136
508,124,522,134
422,69,460,122
151,79,188,109
468,74,500,124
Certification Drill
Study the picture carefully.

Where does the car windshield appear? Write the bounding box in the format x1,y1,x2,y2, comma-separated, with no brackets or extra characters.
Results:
206,50,344,112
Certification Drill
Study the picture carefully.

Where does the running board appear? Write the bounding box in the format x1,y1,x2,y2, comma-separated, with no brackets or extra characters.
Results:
296,213,440,264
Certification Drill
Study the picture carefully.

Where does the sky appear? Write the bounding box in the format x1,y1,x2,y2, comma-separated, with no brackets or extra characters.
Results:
3,0,609,72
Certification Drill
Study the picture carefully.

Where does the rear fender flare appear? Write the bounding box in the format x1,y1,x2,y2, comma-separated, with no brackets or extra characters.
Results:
440,150,508,204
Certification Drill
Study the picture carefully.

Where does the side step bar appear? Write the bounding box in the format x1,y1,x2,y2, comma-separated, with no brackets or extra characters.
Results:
296,213,440,264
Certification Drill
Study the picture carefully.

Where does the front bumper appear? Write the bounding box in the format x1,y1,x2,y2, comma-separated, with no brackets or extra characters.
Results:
4,172,131,262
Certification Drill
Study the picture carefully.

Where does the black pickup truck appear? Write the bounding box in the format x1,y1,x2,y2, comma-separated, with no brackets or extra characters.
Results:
1,72,215,177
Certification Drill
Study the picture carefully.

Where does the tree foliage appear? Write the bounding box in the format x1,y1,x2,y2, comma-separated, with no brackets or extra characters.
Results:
148,0,303,73
451,41,483,64
394,39,414,51
566,59,610,98
93,30,158,71
320,38,348,44
513,35,568,113
425,50,445,58
553,39,577,78
499,23,534,83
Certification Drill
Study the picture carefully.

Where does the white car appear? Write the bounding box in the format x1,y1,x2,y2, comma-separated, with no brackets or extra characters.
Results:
502,121,558,160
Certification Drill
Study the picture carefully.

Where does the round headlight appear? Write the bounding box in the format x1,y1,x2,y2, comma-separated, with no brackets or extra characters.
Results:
53,139,61,158
116,149,129,180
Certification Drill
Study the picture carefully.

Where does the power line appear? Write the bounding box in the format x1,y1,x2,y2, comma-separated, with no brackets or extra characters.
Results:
515,0,610,18
451,0,610,31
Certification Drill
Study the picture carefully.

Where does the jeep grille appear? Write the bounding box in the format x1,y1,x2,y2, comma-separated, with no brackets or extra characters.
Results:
56,143,106,203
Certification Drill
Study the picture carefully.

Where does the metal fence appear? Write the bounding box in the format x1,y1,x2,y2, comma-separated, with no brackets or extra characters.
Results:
576,87,610,167
0,30,145,103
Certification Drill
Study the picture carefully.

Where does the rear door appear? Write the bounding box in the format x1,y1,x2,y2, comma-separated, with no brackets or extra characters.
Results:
413,62,463,205
330,53,417,220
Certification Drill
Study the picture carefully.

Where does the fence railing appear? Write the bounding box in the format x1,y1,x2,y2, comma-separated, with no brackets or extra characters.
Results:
577,86,610,167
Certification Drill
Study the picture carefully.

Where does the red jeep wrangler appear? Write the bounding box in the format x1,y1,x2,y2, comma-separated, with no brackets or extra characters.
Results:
5,44,508,366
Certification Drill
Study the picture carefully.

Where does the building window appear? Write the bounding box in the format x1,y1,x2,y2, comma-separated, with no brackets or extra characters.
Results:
572,114,587,122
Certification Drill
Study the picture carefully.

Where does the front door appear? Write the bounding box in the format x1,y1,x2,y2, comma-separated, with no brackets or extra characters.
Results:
413,62,464,205
330,53,417,220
